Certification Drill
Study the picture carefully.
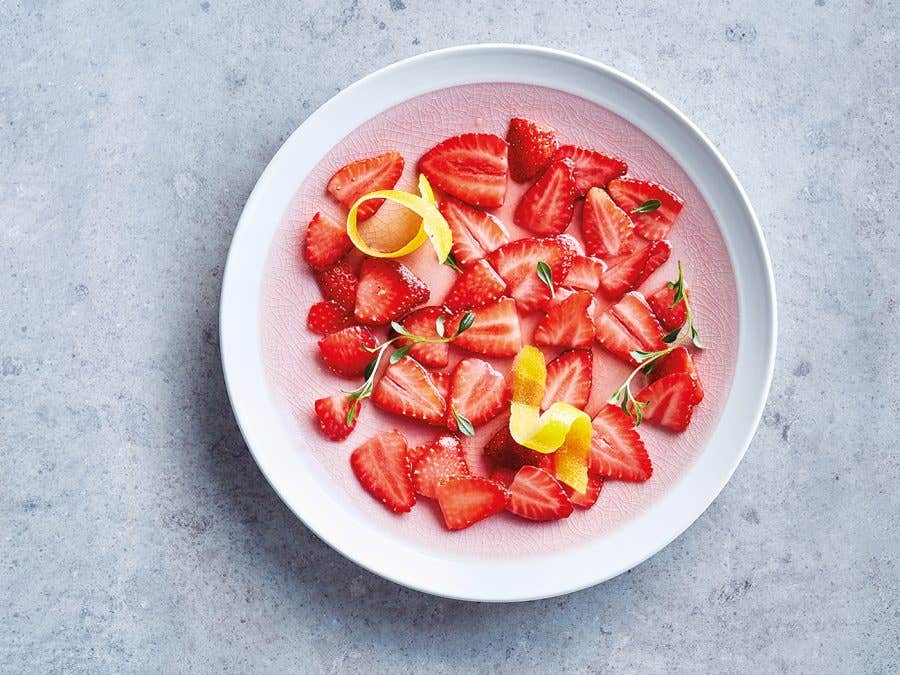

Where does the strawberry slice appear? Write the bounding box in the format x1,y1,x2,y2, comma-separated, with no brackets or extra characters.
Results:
442,259,506,312
506,117,559,182
306,300,352,336
513,158,577,236
483,423,547,470
314,393,359,441
490,466,517,487
394,306,450,369
326,151,404,222
533,290,596,349
488,235,579,313
590,404,653,481
412,435,469,499
542,349,592,410
564,474,604,509
350,429,415,513
650,346,703,403
354,258,429,325
317,261,358,311
607,177,684,241
304,212,352,271
419,133,509,208
438,197,510,266
551,145,627,195
448,298,522,357
646,284,689,332
506,465,573,521
429,369,451,402
599,240,671,300
581,187,638,258
318,326,377,376
435,475,508,530
372,357,447,425
594,292,665,364
562,255,606,294
447,358,509,431
635,373,696,431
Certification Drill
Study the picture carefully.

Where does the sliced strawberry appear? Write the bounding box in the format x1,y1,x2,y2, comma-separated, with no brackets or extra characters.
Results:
306,300,352,336
514,158,577,236
483,423,546,470
506,117,559,182
303,212,352,270
594,292,665,364
490,466,517,487
506,465,573,521
635,373,695,432
318,326,377,376
350,430,415,513
533,290,596,349
448,298,522,357
581,187,638,258
394,306,450,369
447,358,509,430
412,435,469,499
435,475,508,530
326,151,404,221
542,349,592,410
590,404,653,481
607,177,684,241
314,393,359,441
488,235,579,313
552,145,627,195
354,258,429,325
430,369,451,402
564,474,604,509
419,133,509,208
598,240,671,300
650,346,703,403
562,255,606,293
438,197,510,266
647,284,689,332
442,259,506,312
317,261,358,311
372,357,447,425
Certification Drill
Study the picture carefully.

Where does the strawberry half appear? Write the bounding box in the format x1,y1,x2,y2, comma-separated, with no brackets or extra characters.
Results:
430,369,451,402
326,151,404,222
314,393,359,441
635,373,696,432
599,240,672,300
542,349,592,411
513,158,577,236
506,465,573,521
607,177,684,241
435,475,508,531
581,187,638,258
564,474,604,509
483,423,547,470
394,306,450,369
411,434,469,499
551,145,627,195
304,212,352,271
590,404,653,481
317,261,358,311
354,258,429,325
533,290,596,349
506,117,559,182
307,300,353,336
488,235,579,313
439,197,510,266
442,259,506,312
350,430,415,513
650,346,703,403
419,133,509,208
372,357,447,425
318,326,377,376
448,298,522,357
646,284,689,332
562,255,606,294
447,358,509,431
594,292,665,365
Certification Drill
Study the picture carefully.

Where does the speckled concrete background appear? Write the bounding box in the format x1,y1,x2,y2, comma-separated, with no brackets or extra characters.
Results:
1,2,897,673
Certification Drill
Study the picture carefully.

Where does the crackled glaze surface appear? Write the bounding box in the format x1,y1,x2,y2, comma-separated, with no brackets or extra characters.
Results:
259,83,738,557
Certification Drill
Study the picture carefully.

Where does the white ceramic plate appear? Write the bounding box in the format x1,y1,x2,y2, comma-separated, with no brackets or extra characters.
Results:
220,44,776,602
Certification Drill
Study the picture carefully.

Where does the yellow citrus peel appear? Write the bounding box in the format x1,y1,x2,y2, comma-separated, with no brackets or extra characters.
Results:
509,346,592,493
346,173,452,263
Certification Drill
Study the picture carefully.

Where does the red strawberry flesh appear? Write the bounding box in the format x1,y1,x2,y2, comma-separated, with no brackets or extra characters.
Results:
506,465,573,521
327,151,404,221
419,133,509,208
354,258,429,325
350,430,415,513
542,349,592,411
435,475,508,530
372,357,447,425
304,212,352,271
607,177,684,241
506,117,559,182
513,158,577,236
552,145,627,195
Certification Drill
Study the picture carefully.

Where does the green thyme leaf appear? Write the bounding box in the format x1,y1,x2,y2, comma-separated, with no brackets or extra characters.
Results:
443,252,462,273
691,323,704,349
390,322,414,338
631,199,661,214
632,399,647,426
455,311,476,336
630,350,658,364
389,344,413,364
435,314,446,338
452,408,475,437
346,399,359,426
363,358,378,381
662,327,681,344
536,261,554,297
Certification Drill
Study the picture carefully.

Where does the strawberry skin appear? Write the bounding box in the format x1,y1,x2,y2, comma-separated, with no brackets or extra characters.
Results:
314,393,359,441
562,255,606,294
542,349,592,411
430,369,451,402
607,177,684,241
326,151,404,221
483,423,547,470
564,474,604,509
318,326,377,376
438,196,510,266
394,306,450,369
354,258,429,325
442,259,506,312
419,133,509,208
372,357,447,425
506,117,559,183
307,300,353,336
490,466,518,487
551,145,627,195
507,465,573,521
488,234,579,313
651,346,703,403
590,404,653,481
594,292,665,365
581,187,637,258
514,158,577,236
304,212,352,271
635,373,696,431
599,240,671,300
436,475,509,531
533,290,596,349
647,284,689,332
447,358,509,430
412,434,469,499
449,297,522,357
350,430,415,513
317,262,358,311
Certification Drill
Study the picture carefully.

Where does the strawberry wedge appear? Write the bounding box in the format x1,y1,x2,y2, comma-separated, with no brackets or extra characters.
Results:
439,196,510,267
514,158,577,236
488,235,579,313
607,177,684,241
350,430,415,513
542,349,592,411
551,145,627,195
599,240,672,301
442,259,506,312
419,133,509,208
327,151,404,221
581,187,638,258
449,298,522,357
590,405,653,482
446,358,509,431
372,357,447,425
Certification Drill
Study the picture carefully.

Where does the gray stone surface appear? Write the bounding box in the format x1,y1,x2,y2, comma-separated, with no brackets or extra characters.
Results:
1,1,897,672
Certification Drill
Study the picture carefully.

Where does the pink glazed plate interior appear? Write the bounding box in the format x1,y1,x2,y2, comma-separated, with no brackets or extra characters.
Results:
259,83,738,558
